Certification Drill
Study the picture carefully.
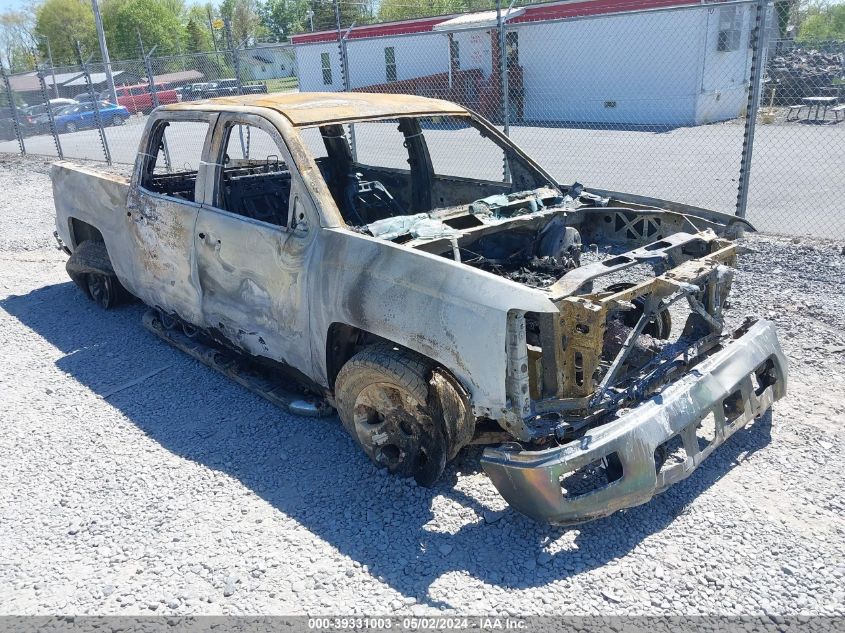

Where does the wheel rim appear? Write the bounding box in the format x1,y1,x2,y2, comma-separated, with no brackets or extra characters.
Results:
86,274,113,308
352,382,434,479
67,122,76,133
113,116,124,126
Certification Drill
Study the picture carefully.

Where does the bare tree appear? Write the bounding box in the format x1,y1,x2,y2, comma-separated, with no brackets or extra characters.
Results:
0,9,37,72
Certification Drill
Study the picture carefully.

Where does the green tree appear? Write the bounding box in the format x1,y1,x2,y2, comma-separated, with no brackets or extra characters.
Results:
100,0,187,59
797,3,845,40
34,0,97,64
377,0,492,23
220,0,267,43
260,0,307,40
185,5,213,52
303,0,375,33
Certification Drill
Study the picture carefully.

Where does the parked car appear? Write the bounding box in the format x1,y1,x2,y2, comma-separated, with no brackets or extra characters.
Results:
54,101,129,133
0,106,35,141
107,83,181,114
26,99,79,134
204,78,268,98
25,98,78,118
73,93,101,105
179,82,215,102
51,92,787,525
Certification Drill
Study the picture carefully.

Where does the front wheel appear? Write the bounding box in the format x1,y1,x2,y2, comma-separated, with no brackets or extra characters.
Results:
335,344,455,486
65,121,77,133
111,115,124,126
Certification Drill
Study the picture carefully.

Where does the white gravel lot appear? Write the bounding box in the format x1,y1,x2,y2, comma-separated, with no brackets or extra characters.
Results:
1,153,844,616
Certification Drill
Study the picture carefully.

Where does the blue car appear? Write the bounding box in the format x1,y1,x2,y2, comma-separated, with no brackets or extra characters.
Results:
55,101,130,134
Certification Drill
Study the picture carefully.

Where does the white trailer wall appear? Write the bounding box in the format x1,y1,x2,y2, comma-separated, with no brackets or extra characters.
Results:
694,4,755,123
346,33,449,87
451,29,493,78
517,9,707,126
293,3,756,126
294,33,449,92
295,43,344,92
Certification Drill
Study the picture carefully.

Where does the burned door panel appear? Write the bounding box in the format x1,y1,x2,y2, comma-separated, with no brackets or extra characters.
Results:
125,188,204,325
193,208,312,371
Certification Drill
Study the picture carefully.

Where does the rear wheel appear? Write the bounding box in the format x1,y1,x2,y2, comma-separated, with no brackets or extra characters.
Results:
335,344,452,486
85,272,119,310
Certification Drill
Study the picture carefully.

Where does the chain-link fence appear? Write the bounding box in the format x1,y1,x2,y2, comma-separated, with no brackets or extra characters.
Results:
1,0,842,237
749,38,845,236
0,42,299,166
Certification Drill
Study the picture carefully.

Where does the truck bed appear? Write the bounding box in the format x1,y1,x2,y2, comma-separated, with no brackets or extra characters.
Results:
52,162,130,253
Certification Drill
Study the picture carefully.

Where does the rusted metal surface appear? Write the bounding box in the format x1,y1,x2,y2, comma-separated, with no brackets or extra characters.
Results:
141,309,333,417
481,319,787,525
51,92,788,524
167,91,468,127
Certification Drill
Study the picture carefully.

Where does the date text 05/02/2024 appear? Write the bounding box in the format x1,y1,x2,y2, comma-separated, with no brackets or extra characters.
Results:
307,617,527,630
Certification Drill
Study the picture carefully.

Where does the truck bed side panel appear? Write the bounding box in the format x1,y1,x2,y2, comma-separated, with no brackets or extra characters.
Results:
51,162,137,293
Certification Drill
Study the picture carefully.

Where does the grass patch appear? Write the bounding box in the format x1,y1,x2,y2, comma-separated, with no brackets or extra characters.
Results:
264,77,299,93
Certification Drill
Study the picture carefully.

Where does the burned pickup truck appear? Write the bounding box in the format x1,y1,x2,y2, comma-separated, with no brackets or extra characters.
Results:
52,92,787,524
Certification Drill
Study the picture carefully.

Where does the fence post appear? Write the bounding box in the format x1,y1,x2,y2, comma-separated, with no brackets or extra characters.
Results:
37,69,63,159
232,44,243,95
75,40,111,165
736,0,770,222
222,18,243,95
138,32,170,170
496,0,510,136
334,0,357,161
1,65,26,156
44,37,59,99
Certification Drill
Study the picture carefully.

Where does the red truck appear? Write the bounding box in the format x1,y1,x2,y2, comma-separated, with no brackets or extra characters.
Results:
107,83,181,114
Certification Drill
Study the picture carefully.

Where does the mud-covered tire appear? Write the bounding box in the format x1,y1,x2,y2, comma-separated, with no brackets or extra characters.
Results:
335,343,451,486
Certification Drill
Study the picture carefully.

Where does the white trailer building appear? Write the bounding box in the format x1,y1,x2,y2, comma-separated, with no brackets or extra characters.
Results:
292,0,766,126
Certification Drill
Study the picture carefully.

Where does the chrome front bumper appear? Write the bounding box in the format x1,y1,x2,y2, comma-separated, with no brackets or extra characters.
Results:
480,319,788,525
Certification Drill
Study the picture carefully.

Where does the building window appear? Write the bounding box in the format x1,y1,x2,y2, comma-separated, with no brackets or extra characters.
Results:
505,31,519,65
450,39,460,70
717,6,742,51
385,47,397,83
321,52,332,85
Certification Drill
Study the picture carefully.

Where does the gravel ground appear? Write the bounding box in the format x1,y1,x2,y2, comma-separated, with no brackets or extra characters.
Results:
1,153,844,616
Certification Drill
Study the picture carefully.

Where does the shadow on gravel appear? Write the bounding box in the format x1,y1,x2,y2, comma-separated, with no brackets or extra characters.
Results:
2,281,775,607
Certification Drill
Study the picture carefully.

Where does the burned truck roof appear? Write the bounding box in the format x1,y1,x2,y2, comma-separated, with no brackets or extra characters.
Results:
165,92,468,126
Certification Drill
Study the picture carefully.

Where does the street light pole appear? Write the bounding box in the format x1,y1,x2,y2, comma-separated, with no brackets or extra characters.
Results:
91,0,118,104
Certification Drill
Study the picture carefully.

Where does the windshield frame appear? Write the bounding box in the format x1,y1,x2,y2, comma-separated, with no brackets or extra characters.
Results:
293,111,561,230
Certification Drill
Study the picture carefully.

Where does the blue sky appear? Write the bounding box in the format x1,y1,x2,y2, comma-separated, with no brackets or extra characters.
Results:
0,0,30,10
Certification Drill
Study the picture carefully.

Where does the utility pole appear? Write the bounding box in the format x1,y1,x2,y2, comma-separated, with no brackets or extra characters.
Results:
207,6,219,53
91,0,118,104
